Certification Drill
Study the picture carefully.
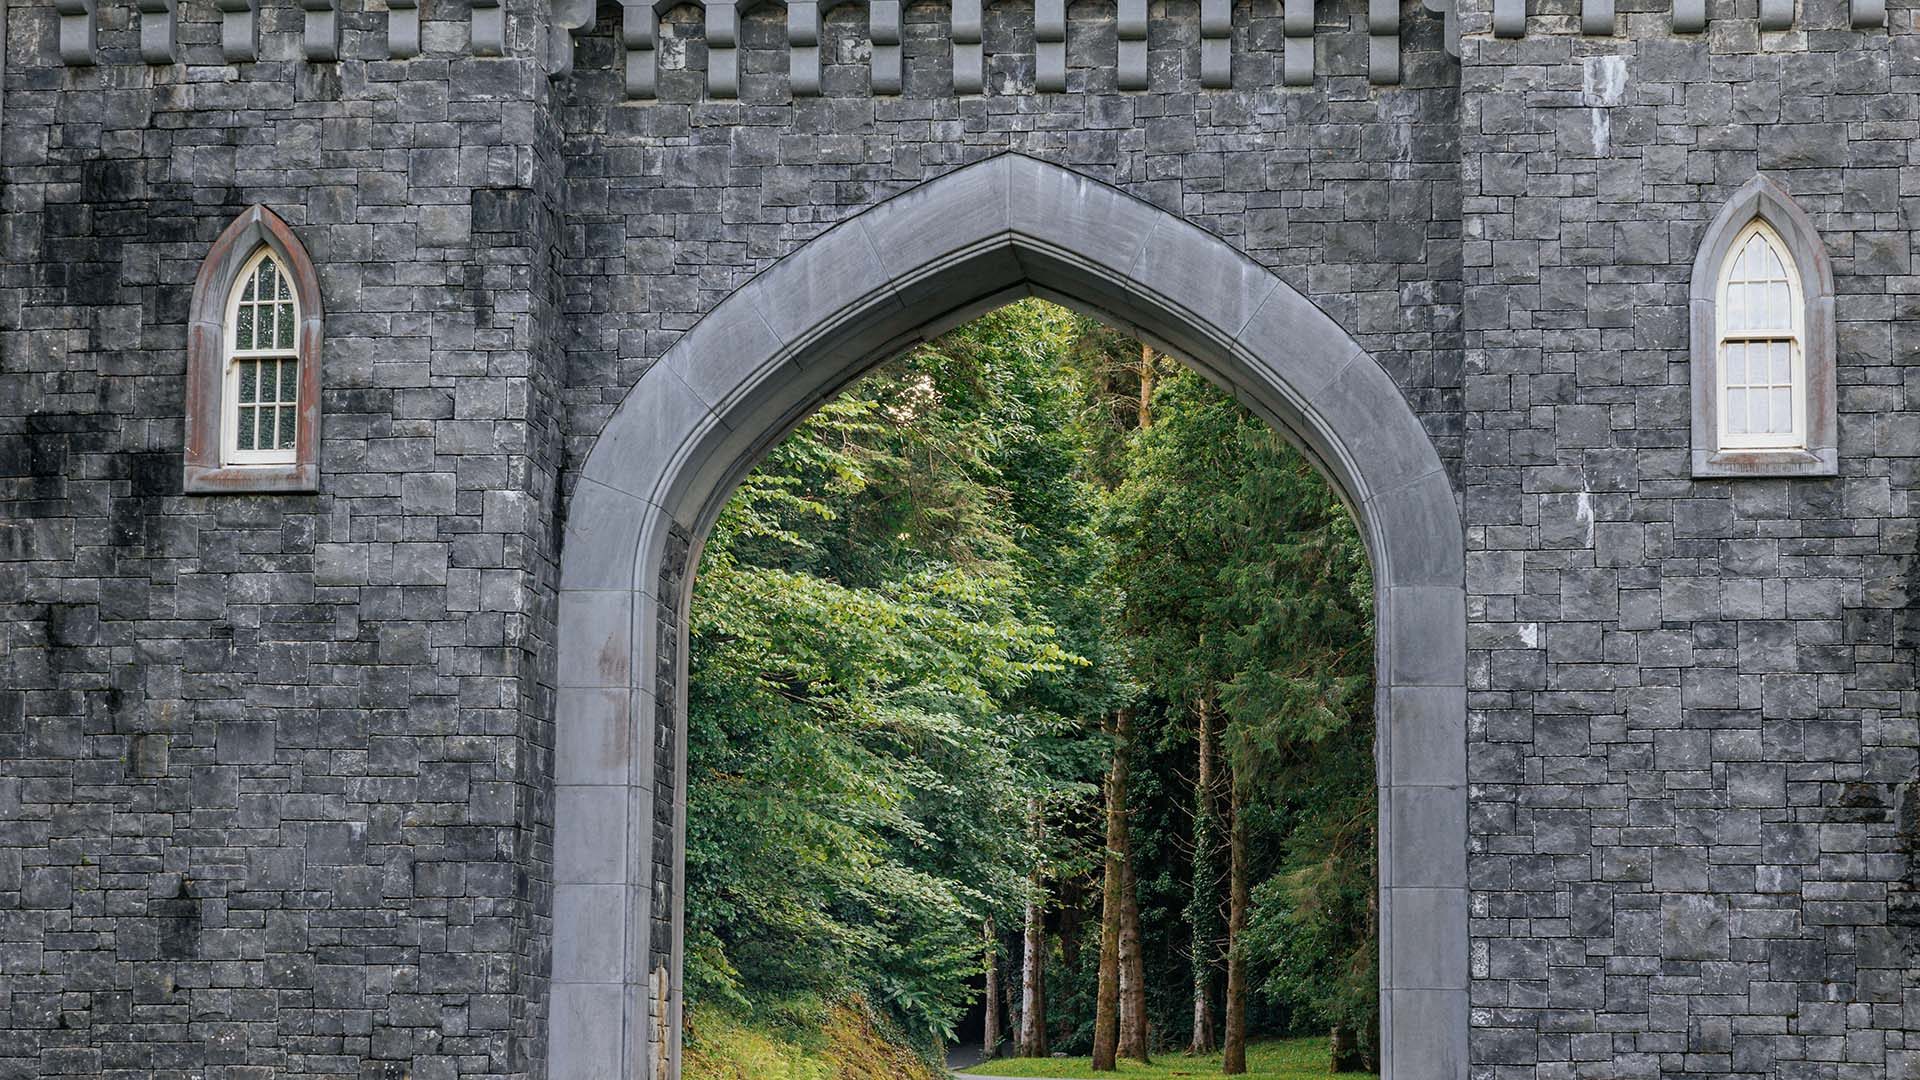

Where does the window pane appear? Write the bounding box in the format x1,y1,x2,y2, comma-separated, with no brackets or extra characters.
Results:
1724,342,1745,387
277,304,296,350
236,306,254,349
277,268,291,301
240,274,257,304
237,406,257,450
256,260,275,302
1771,388,1792,434
239,360,258,403
1724,230,1795,334
1728,388,1748,434
279,359,299,402
278,406,297,449
1771,341,1790,384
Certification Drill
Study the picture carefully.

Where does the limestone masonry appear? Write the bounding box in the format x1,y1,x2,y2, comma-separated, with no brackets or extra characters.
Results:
1,0,1917,1078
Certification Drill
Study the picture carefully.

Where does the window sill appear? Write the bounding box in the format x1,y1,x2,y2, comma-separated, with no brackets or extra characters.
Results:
184,462,319,494
1692,446,1836,479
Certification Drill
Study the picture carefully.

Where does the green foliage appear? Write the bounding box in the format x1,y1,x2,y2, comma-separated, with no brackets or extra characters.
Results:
686,303,1378,1064
685,302,1120,1048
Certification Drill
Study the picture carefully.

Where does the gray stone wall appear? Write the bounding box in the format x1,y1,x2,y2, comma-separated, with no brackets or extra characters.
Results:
1455,2,1920,1075
1,0,1916,1076
0,3,565,1077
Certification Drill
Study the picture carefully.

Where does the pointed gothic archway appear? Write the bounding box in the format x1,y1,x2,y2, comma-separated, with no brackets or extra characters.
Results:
550,154,1468,1080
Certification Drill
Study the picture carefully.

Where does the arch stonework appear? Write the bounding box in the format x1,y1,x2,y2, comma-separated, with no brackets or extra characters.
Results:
551,154,1469,1080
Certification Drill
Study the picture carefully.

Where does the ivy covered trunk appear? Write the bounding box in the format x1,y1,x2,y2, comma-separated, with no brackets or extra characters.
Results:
1090,712,1127,1071
1189,696,1221,1056
1223,764,1249,1075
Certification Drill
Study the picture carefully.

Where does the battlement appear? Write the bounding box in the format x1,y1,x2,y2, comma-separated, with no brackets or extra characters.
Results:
27,0,1897,106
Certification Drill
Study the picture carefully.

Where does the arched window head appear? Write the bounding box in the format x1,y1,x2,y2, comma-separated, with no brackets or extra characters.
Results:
185,206,323,493
1690,176,1836,478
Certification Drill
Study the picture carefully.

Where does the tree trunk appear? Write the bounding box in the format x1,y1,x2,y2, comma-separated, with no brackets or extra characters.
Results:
1189,697,1220,1057
1222,760,1249,1075
1137,345,1156,429
1118,855,1150,1062
1090,713,1126,1071
983,917,1001,1060
1019,799,1048,1058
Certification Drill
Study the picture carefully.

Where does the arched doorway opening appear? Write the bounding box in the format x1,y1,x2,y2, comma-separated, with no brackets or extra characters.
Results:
550,154,1468,1080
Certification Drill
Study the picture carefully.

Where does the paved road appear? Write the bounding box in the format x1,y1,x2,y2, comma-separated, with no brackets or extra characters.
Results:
946,1043,1026,1078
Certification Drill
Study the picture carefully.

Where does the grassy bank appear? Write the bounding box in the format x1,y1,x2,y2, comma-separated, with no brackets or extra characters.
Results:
681,1004,943,1080
956,1037,1376,1080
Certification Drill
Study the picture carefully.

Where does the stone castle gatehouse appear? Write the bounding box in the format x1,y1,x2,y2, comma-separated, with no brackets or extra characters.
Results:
1,0,1917,1077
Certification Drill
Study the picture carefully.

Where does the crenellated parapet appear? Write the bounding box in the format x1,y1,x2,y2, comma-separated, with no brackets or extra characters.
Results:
36,0,1896,94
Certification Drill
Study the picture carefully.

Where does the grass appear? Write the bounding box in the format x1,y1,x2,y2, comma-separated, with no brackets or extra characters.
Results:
683,1004,943,1080
956,1037,1376,1080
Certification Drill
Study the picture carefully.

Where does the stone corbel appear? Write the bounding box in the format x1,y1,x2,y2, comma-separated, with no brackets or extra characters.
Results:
870,0,901,95
303,0,342,61
472,0,505,56
137,0,178,63
217,0,258,61
950,0,982,93
1367,0,1396,84
1116,0,1147,90
706,1,738,97
790,1,822,95
1758,0,1792,29
1282,0,1311,86
1493,0,1525,36
1850,0,1882,27
54,0,96,66
1035,0,1065,92
1582,0,1613,34
1671,0,1705,31
1200,0,1230,88
388,0,421,58
548,0,596,74
623,0,659,98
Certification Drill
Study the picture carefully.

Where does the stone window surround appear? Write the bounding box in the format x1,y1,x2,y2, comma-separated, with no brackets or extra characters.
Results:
1690,174,1837,479
184,205,324,494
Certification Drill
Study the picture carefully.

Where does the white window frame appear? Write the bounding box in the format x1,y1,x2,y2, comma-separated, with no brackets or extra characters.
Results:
1714,220,1805,453
221,248,302,467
